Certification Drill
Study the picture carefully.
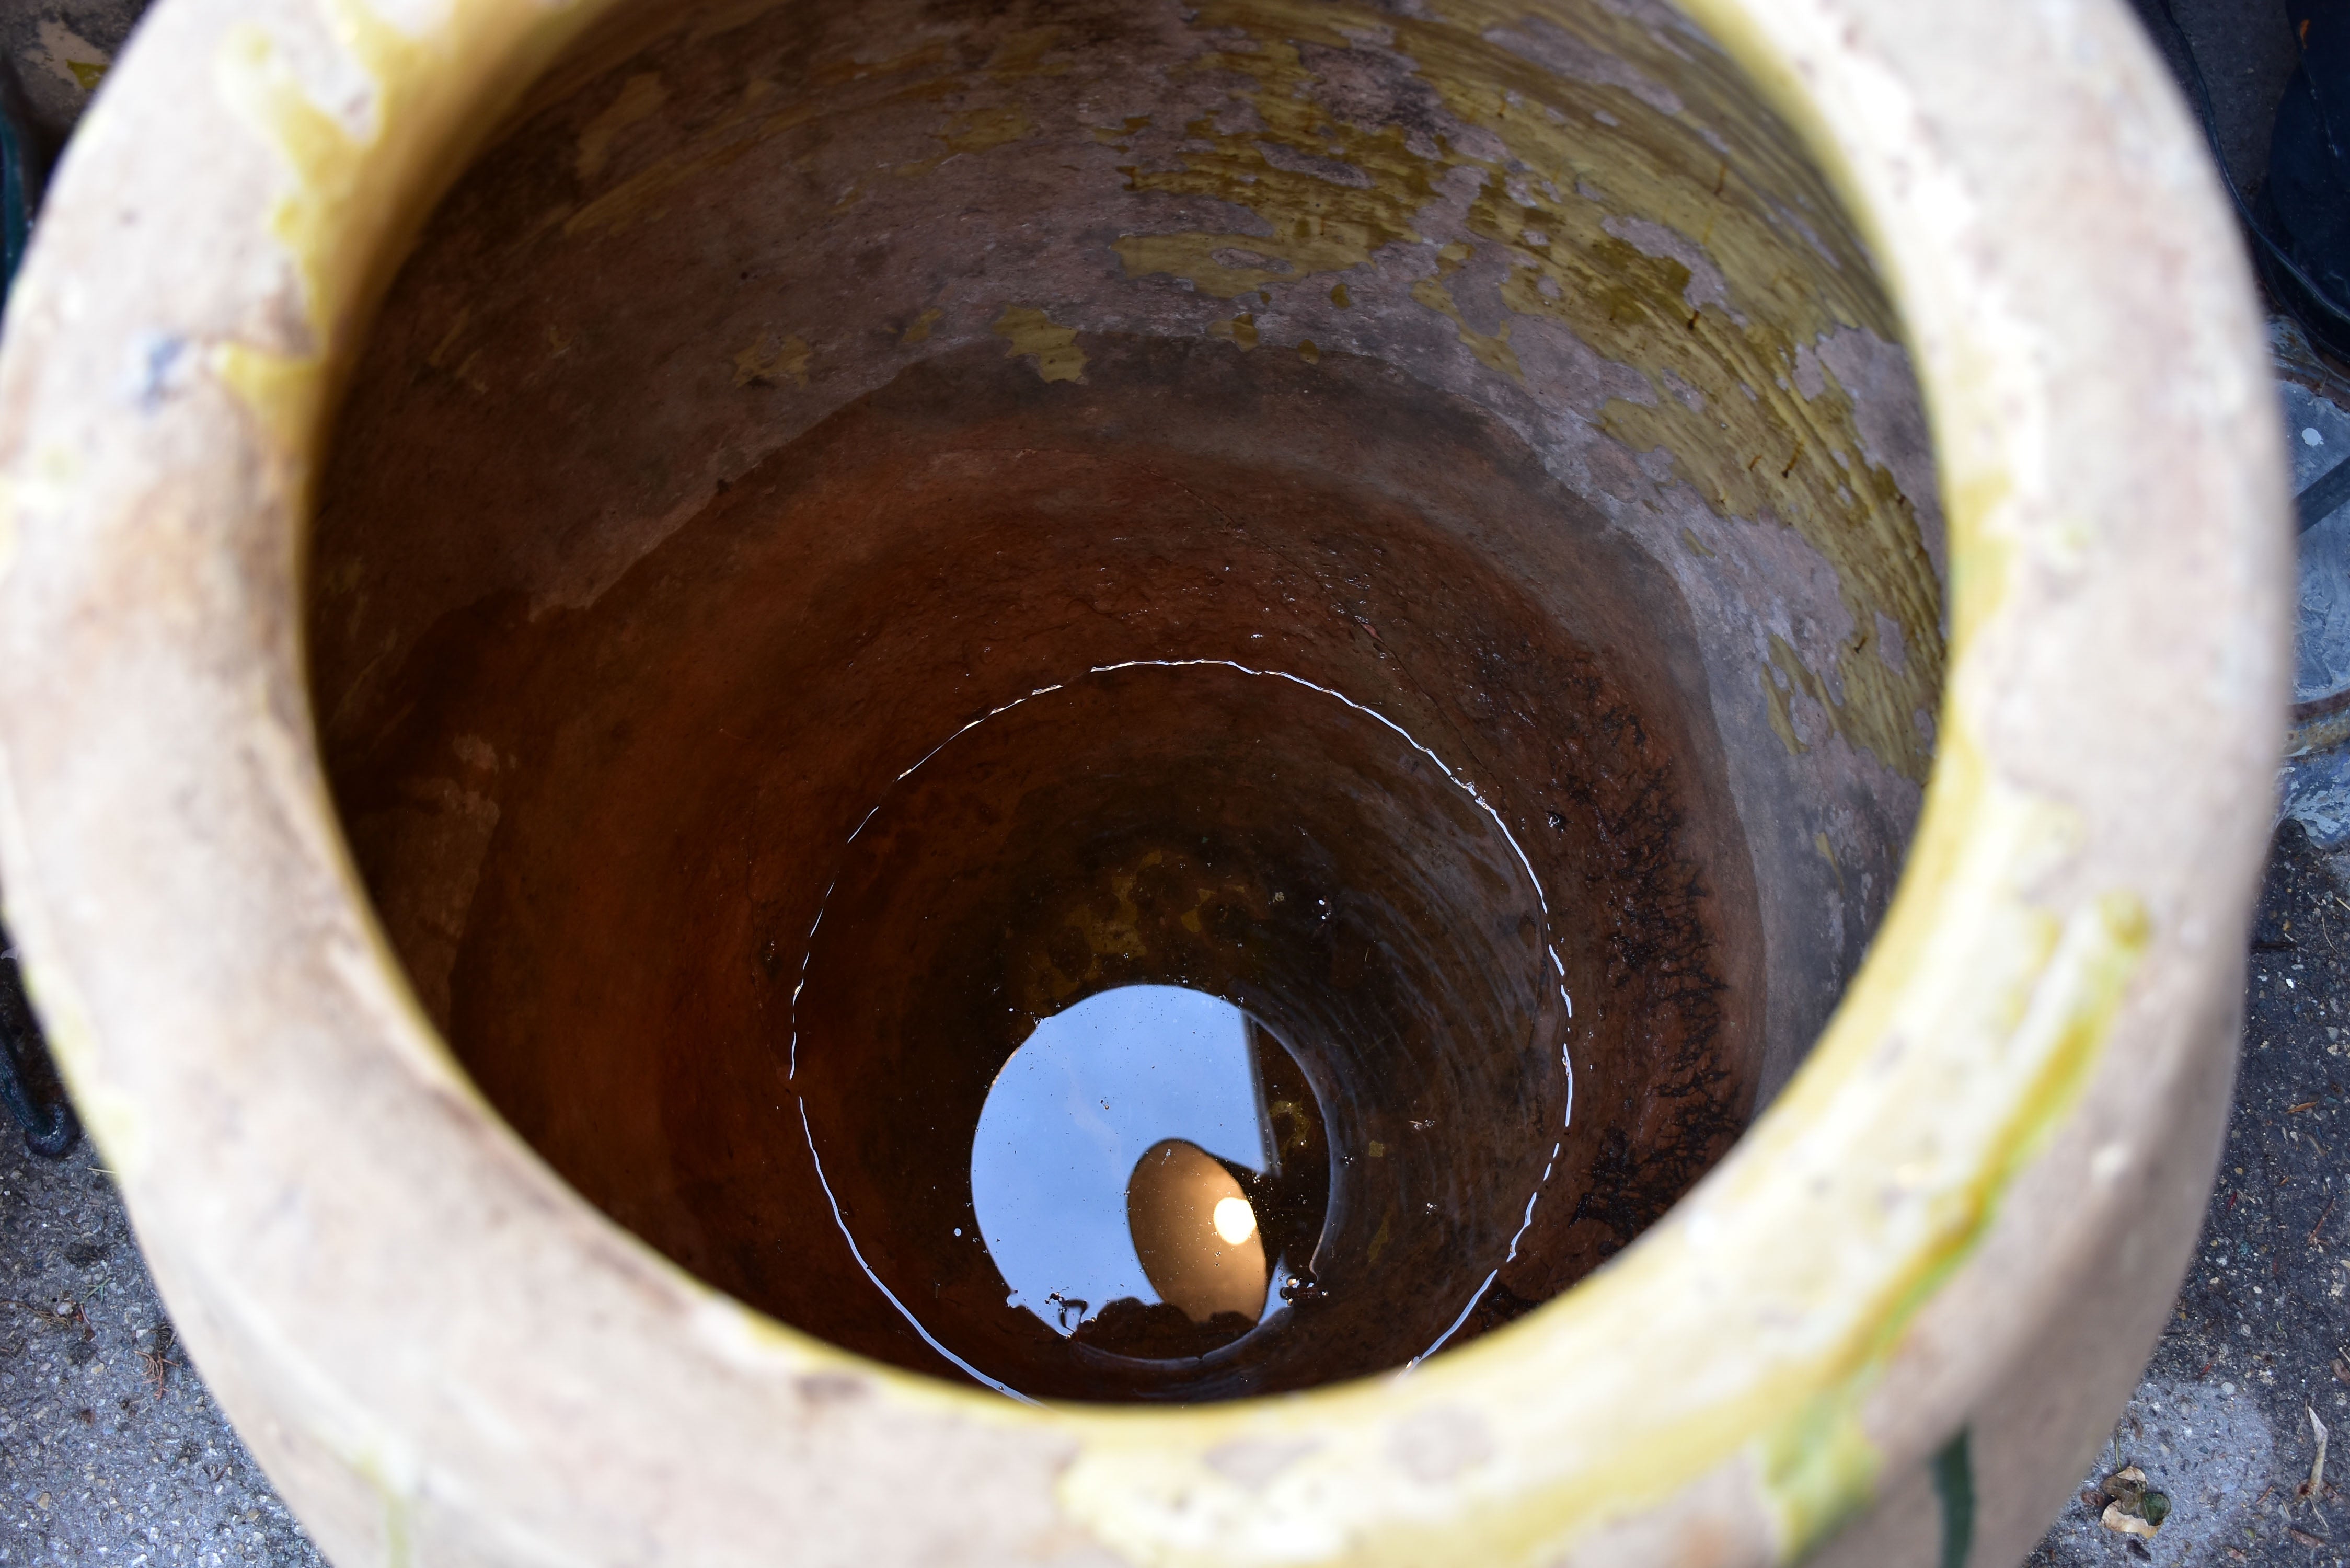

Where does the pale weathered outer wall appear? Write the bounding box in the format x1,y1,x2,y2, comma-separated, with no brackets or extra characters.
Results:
1774,0,2282,1555
0,0,2287,1563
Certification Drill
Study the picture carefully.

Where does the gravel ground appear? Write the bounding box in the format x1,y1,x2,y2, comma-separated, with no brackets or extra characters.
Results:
0,1134,325,1568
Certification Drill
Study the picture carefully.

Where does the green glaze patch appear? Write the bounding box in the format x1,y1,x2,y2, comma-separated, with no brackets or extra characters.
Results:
1759,1382,1881,1557
1933,1429,1976,1568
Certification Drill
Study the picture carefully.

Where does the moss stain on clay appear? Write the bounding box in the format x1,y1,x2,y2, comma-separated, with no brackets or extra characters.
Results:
732,330,811,388
1108,30,1440,296
559,20,1075,237
574,71,667,180
1207,312,1259,350
559,43,959,237
1411,242,1523,380
896,101,1036,177
993,305,1088,382
1111,0,1942,783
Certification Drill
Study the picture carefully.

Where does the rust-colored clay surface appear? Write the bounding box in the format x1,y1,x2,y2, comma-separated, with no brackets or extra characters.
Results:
321,335,1765,1393
305,0,1941,1403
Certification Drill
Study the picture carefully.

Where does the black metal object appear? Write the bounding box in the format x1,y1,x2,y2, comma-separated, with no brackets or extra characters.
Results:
2265,4,2350,359
2150,0,2350,359
2296,449,2350,530
0,923,76,1156
0,51,45,280
0,67,68,1158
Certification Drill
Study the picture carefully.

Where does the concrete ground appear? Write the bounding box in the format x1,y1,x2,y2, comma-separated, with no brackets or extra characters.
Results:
0,1134,325,1568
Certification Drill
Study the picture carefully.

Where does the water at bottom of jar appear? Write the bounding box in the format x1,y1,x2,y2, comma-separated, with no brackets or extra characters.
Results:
785,661,1570,1402
971,984,1329,1359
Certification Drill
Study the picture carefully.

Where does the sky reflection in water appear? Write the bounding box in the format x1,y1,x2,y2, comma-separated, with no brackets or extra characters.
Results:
971,985,1274,1335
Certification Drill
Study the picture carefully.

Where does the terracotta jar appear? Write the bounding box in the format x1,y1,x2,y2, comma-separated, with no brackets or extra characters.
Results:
0,0,2286,1561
